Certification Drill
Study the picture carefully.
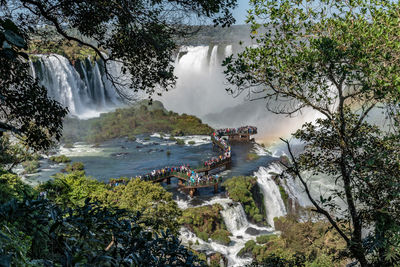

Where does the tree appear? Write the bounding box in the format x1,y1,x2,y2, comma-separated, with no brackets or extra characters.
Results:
37,172,182,234
104,178,182,234
0,198,204,266
224,0,400,265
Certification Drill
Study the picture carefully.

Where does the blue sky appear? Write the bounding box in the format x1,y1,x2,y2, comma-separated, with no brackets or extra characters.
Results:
233,0,251,25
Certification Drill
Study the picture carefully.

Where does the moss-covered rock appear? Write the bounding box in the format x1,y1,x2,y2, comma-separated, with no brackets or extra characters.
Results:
223,176,267,226
64,162,85,173
178,204,231,244
246,153,260,161
176,139,185,145
49,155,71,163
210,229,231,245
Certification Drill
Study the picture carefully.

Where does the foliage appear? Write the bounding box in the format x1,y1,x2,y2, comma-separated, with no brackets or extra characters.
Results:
241,216,346,266
224,0,400,265
37,170,107,208
28,39,99,63
210,229,231,246
278,185,289,205
0,198,204,266
103,178,182,234
223,176,266,224
49,154,71,163
36,172,182,234
0,171,34,204
176,139,185,145
21,159,39,174
188,141,196,145
64,161,84,172
178,204,230,244
256,234,278,244
246,153,260,161
0,134,33,171
62,100,214,143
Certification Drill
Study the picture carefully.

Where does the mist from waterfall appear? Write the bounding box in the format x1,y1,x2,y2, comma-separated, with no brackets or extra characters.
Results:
156,45,323,144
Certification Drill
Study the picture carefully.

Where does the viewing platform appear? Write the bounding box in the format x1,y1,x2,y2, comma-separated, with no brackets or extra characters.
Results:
215,126,257,142
122,126,257,197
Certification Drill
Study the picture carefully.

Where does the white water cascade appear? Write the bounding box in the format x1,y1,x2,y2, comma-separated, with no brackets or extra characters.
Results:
220,202,249,233
157,44,244,117
31,54,122,118
254,165,287,227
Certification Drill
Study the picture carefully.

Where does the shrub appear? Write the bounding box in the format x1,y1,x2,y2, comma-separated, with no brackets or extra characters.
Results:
256,234,278,244
127,134,136,141
188,141,195,145
210,229,231,245
223,176,267,225
176,139,185,145
49,155,71,163
22,160,40,174
65,162,85,172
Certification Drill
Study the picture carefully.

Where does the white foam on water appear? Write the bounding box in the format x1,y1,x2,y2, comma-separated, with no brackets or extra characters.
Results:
252,143,271,156
59,143,103,157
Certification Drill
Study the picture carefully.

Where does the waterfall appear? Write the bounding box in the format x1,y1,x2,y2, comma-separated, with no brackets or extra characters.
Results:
224,45,233,57
176,46,210,73
220,203,249,233
31,54,122,118
157,45,243,116
32,54,89,115
209,45,219,70
254,165,287,227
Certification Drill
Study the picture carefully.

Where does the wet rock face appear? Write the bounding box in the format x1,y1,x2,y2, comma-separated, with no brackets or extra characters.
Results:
245,227,261,235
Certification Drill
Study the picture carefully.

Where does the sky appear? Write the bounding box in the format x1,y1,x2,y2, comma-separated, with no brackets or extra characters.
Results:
233,0,251,25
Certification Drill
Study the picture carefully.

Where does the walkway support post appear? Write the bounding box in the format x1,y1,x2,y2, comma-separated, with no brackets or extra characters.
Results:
214,183,218,193
189,188,196,197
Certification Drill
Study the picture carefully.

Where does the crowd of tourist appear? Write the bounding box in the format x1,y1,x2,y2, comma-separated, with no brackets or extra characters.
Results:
214,126,257,136
108,127,255,190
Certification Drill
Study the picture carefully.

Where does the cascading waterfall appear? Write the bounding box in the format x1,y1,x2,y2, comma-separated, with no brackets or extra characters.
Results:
220,202,249,233
157,44,244,117
254,165,287,227
31,54,122,118
224,45,233,57
32,54,90,115
209,45,219,71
